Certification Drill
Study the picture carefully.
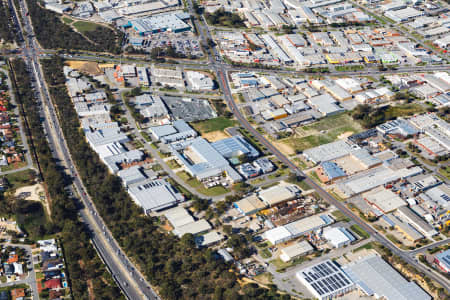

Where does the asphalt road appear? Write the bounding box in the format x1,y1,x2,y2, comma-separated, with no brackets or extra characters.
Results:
8,0,450,295
10,0,159,299
180,0,450,290
190,15,450,295
115,91,231,201
219,68,450,290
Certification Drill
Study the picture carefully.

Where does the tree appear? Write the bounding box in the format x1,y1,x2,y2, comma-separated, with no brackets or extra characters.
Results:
192,198,209,211
222,225,232,236
207,38,216,48
130,87,142,97
180,233,196,248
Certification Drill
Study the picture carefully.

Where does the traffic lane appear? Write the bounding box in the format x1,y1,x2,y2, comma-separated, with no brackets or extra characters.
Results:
90,234,141,300
29,60,152,299
14,1,154,298
74,177,158,299
78,197,145,300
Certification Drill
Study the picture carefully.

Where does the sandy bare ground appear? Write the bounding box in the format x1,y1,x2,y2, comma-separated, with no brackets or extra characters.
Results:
295,127,313,138
271,140,295,156
67,60,103,76
15,184,51,217
202,130,230,142
337,131,354,140
0,220,21,235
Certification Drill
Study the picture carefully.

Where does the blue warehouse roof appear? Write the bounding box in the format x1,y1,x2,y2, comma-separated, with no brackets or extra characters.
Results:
321,161,346,180
435,249,450,270
212,136,259,159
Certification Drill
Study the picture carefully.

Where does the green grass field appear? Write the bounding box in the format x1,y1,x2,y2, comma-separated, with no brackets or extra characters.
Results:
166,159,181,169
350,224,370,239
270,256,309,272
438,166,450,180
335,65,364,72
73,21,100,33
281,113,362,152
177,171,229,197
190,117,237,133
384,103,425,119
0,161,27,172
62,17,74,25
331,210,350,222
260,248,272,259
353,242,374,253
4,169,36,190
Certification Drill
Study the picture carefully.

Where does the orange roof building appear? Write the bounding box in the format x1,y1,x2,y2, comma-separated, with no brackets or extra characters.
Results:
7,254,18,263
11,288,25,300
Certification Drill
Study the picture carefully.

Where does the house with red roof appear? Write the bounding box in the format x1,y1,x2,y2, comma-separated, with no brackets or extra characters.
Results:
11,288,25,300
44,278,62,290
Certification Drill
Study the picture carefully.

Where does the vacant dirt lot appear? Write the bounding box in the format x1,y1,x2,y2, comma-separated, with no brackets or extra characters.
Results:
202,130,230,142
15,183,50,216
272,140,295,156
67,60,103,76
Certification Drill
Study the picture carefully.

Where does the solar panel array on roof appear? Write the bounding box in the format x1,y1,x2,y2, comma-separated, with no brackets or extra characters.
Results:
296,259,354,299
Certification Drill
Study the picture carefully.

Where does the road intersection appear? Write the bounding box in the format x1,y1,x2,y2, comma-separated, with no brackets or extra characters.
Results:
183,1,450,292
9,0,158,298
5,0,450,298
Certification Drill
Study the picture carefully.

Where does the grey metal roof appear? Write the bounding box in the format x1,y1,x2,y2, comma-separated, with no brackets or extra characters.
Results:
86,128,129,147
104,149,144,173
118,166,146,186
343,255,431,300
211,136,259,159
169,137,242,181
128,179,183,213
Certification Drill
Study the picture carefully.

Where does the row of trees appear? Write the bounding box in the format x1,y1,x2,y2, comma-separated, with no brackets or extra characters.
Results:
26,0,123,53
10,58,123,299
41,56,291,299
0,0,18,43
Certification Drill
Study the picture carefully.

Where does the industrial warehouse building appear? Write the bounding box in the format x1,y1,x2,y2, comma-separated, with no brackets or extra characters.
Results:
258,184,300,207
118,165,147,187
103,149,144,173
323,227,355,248
434,249,450,273
343,254,431,300
280,241,314,262
186,71,214,90
338,166,423,197
86,127,129,149
395,206,438,238
263,214,334,244
128,179,184,214
211,136,259,159
164,207,213,238
169,137,242,184
128,12,191,35
173,219,212,237
149,120,197,144
362,186,407,214
316,161,346,183
233,195,266,216
296,260,355,300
